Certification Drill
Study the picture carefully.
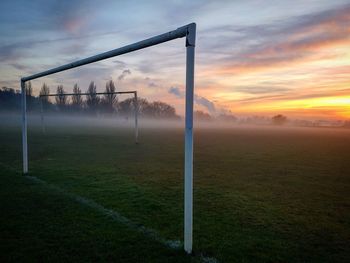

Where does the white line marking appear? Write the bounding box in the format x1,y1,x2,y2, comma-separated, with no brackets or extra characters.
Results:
26,175,219,262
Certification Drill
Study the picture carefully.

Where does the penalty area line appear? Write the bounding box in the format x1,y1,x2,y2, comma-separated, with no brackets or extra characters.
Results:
25,175,219,263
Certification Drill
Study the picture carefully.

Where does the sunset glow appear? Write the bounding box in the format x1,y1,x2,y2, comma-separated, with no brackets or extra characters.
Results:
0,0,349,120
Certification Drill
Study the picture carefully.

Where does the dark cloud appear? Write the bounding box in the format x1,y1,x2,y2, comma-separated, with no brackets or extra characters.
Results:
46,0,95,34
0,43,29,61
118,69,131,81
168,86,183,98
194,94,216,114
200,3,350,71
113,60,127,69
0,0,97,40
9,63,28,71
143,77,160,88
168,86,216,114
0,29,125,63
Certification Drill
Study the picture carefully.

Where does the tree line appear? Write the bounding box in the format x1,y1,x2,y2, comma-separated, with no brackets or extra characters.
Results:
2,85,348,127
0,80,180,119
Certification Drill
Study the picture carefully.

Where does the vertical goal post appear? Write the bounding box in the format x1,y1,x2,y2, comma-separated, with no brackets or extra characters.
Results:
39,91,139,144
21,23,196,253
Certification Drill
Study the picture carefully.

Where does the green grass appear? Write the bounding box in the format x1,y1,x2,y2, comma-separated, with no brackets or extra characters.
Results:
1,122,350,262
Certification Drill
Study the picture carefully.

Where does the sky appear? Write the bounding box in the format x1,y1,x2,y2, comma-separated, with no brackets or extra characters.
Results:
0,0,349,120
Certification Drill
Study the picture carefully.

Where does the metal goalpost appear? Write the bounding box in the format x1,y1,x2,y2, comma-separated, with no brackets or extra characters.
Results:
39,91,139,144
21,23,196,253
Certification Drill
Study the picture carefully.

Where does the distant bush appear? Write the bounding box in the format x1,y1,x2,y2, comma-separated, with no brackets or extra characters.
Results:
194,110,212,121
272,114,288,125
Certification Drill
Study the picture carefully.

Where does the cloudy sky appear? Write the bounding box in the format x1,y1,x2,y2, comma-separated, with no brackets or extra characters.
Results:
0,0,349,119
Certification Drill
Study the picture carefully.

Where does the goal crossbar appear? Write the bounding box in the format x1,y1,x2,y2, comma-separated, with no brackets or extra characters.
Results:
20,23,196,253
21,24,194,82
39,91,139,143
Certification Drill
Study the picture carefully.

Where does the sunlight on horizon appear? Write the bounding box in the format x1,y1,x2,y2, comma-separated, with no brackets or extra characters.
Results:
0,0,349,121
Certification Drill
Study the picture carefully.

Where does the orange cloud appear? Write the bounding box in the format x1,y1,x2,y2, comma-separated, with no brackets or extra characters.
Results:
202,6,350,76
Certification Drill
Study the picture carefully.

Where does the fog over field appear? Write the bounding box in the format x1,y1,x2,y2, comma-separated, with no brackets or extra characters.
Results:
2,113,350,134
1,111,350,262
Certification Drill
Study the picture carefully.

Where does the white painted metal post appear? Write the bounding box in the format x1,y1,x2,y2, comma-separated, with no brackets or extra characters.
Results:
40,97,46,134
20,24,197,253
184,23,196,254
134,92,139,144
21,80,28,174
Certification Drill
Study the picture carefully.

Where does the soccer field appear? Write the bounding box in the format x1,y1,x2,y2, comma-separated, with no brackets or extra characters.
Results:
1,120,349,262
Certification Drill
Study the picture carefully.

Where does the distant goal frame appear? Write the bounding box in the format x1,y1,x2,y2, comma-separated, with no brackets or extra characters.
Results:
39,91,139,144
21,23,196,253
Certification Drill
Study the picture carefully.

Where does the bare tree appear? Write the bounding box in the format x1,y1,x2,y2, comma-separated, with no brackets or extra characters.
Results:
143,100,178,119
118,97,136,117
39,83,50,110
55,85,67,110
71,84,83,110
39,83,50,101
194,110,212,121
86,81,100,113
102,80,117,113
25,81,32,96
